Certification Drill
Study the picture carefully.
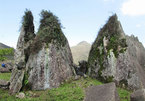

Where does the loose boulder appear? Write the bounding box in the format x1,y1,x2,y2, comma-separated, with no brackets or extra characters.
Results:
88,14,145,90
130,89,145,101
0,67,10,73
85,82,120,101
79,60,88,74
16,92,25,99
0,80,10,89
5,62,14,71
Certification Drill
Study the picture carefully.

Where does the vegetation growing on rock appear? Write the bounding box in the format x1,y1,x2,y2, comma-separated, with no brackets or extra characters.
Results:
88,14,145,91
31,10,67,54
88,14,128,83
22,9,35,42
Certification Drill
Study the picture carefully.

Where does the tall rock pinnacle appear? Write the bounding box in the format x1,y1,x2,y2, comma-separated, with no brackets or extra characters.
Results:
88,14,145,90
10,10,35,93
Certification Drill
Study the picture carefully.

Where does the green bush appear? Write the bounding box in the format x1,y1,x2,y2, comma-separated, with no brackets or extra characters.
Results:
0,48,14,61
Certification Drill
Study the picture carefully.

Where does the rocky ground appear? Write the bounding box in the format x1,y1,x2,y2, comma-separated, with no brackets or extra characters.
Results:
0,74,131,101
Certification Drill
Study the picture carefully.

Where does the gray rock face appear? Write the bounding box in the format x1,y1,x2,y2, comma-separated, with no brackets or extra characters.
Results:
85,82,120,101
26,42,74,90
130,89,145,101
10,10,74,93
88,14,145,90
10,27,35,93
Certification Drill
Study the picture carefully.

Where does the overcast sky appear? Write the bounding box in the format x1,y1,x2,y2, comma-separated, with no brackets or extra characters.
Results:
0,0,145,48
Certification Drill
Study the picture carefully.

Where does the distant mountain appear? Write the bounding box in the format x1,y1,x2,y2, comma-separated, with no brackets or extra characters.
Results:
0,42,11,49
71,41,91,64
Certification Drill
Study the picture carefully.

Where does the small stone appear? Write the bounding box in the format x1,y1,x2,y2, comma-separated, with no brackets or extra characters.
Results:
0,80,10,89
16,92,25,99
74,76,81,80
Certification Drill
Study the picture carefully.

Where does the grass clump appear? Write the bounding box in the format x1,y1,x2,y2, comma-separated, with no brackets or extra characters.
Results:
47,77,103,101
117,88,131,101
0,73,11,81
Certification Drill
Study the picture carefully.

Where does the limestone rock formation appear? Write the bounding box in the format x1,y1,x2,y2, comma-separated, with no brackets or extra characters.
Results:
10,10,35,93
10,10,74,93
88,14,145,90
25,11,74,90
85,82,120,101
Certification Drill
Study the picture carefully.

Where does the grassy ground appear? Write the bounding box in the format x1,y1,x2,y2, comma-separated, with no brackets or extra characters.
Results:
0,73,11,81
0,77,102,101
0,74,131,101
117,88,131,101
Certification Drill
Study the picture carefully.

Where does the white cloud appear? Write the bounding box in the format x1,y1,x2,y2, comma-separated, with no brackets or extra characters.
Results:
121,0,145,16
136,24,141,28
144,43,145,47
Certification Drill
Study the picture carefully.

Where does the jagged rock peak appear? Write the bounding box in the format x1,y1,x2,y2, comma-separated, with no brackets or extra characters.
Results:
99,14,125,39
88,14,145,90
10,10,35,94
